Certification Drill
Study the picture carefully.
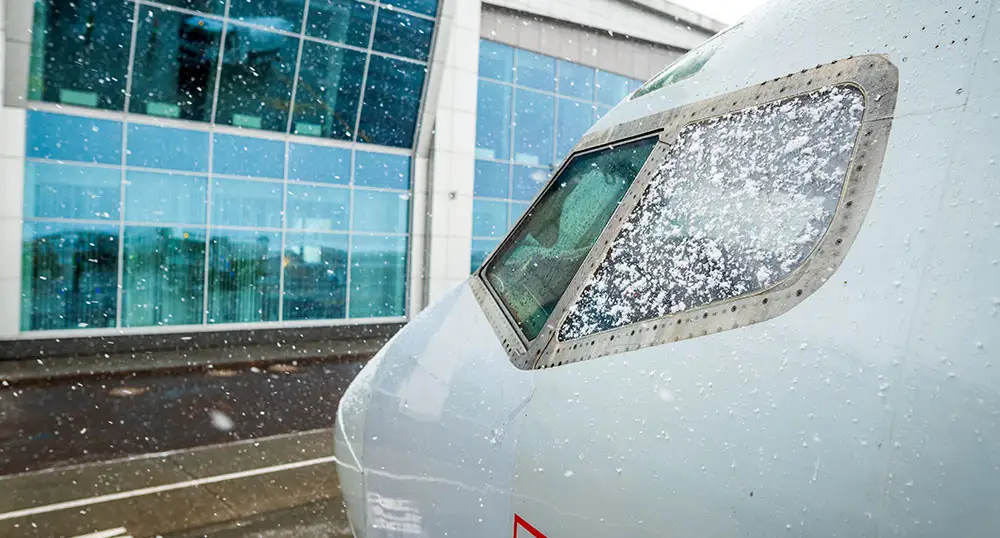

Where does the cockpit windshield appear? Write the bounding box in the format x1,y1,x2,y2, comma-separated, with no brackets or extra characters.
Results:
484,137,657,340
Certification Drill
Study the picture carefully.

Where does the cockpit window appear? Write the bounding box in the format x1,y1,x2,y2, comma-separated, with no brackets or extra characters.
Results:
630,22,742,100
560,85,865,340
484,137,657,341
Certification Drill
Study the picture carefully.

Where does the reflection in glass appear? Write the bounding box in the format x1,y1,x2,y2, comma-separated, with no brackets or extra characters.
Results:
556,98,594,161
288,143,351,184
479,40,514,82
207,229,281,323
485,137,657,340
349,235,407,318
215,23,299,132
122,227,206,327
513,90,554,166
557,60,594,100
381,0,438,17
475,81,512,161
26,112,122,165
511,165,549,201
211,179,283,228
28,0,133,111
596,70,635,106
126,171,207,225
21,222,119,331
355,152,411,190
372,9,433,62
307,0,374,48
130,6,221,122
510,201,530,227
471,238,499,273
472,199,507,238
24,162,120,221
474,160,510,199
292,41,365,140
286,184,350,231
283,232,348,320
515,50,555,92
212,134,286,179
155,0,225,15
127,124,210,172
357,55,426,148
593,105,611,123
352,190,410,234
228,0,305,32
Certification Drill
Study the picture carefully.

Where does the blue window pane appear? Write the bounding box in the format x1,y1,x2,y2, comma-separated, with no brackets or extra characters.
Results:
211,179,284,228
556,98,595,161
471,238,499,273
513,90,554,166
24,162,120,221
125,171,207,225
292,40,366,140
355,151,410,189
474,160,509,199
21,222,119,331
28,0,132,111
472,199,507,238
479,40,514,82
288,143,350,184
127,124,209,172
207,229,281,323
515,50,555,92
214,24,298,132
212,134,285,178
286,184,350,231
122,226,206,327
283,232,348,320
510,201,530,227
307,0,374,48
130,6,220,122
349,235,407,318
381,0,438,17
512,165,549,201
352,190,410,233
594,105,611,123
155,0,225,15
372,9,434,61
475,81,512,161
557,61,594,100
596,70,634,106
228,0,304,31
26,112,122,165
357,55,427,148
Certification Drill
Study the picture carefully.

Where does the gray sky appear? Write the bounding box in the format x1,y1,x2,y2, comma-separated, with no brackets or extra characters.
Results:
671,0,772,24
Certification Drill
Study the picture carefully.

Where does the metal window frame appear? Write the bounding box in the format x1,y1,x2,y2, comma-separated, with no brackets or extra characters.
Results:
471,54,899,370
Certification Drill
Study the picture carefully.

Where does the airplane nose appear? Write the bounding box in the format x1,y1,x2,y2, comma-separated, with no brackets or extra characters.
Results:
334,348,382,536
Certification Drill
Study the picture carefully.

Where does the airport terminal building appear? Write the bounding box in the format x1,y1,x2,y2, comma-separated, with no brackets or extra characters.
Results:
0,0,721,343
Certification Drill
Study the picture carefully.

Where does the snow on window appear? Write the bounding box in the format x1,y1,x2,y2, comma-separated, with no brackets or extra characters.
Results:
560,85,865,340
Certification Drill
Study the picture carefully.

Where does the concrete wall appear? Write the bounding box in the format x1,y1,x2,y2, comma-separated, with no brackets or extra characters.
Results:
0,0,27,338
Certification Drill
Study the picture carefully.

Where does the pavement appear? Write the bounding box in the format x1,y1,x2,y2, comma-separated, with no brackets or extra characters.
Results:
0,355,372,537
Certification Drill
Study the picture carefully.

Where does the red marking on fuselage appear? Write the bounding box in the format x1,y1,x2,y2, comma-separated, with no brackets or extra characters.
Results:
513,514,547,538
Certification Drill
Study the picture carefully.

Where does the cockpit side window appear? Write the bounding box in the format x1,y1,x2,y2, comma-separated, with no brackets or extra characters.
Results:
484,137,657,341
559,85,865,340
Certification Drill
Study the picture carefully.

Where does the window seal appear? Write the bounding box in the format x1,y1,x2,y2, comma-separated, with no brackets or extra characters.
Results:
472,54,898,370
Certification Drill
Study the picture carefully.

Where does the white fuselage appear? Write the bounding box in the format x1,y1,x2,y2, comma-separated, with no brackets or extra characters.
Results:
335,0,1000,536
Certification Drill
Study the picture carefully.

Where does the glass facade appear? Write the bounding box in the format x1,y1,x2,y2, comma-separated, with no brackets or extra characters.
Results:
21,112,411,331
20,0,438,332
471,39,643,272
28,0,436,146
